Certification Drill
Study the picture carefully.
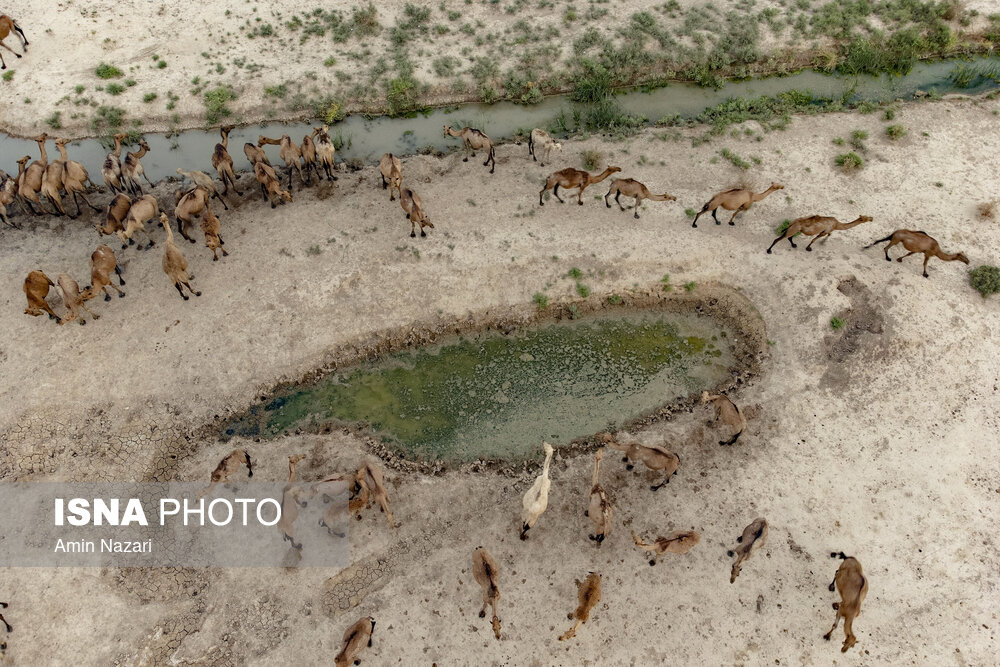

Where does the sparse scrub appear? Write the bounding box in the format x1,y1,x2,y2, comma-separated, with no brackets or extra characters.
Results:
203,85,237,124
969,266,1000,297
45,112,62,129
582,151,602,171
830,316,846,330
850,129,868,150
977,201,996,219
95,63,123,79
835,152,864,171
886,124,907,139
720,148,751,169
533,292,549,308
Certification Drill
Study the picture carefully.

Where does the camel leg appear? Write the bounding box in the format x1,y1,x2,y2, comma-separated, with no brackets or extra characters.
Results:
142,172,155,189
182,280,201,297
553,184,564,204
79,300,100,320
766,234,786,254
823,611,842,641
922,254,931,278
211,190,229,210
74,190,102,214
176,217,195,243
633,195,643,219
0,610,10,632
577,184,587,206
805,232,827,251
711,208,722,225
174,282,189,300
604,188,612,208
14,24,28,48
0,51,5,70
39,302,62,322
0,40,21,61
728,207,744,225
896,250,919,263
410,217,416,238
381,173,387,189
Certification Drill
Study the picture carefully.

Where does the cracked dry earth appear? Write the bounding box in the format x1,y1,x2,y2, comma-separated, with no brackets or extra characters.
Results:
1,96,999,665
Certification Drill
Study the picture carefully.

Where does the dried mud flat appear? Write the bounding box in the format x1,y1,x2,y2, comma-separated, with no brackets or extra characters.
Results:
1,96,999,665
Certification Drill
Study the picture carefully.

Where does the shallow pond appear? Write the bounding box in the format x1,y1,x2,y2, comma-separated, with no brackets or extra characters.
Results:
222,311,735,462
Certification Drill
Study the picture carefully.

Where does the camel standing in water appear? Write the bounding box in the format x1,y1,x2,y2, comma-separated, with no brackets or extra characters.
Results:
55,138,101,216
692,183,783,227
0,14,28,69
768,215,872,254
864,229,969,278
212,126,242,196
102,133,127,195
604,178,676,219
443,125,496,173
539,166,621,206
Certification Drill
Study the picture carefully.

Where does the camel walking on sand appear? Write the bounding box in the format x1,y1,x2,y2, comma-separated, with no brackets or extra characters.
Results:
864,229,968,278
444,125,496,173
540,166,621,206
604,178,676,219
692,183,783,227
768,215,871,254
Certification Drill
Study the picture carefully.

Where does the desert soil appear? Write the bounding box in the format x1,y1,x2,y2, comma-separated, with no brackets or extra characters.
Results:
1,93,999,665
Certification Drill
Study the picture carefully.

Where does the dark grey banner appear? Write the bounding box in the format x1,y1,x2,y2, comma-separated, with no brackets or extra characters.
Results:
0,482,351,567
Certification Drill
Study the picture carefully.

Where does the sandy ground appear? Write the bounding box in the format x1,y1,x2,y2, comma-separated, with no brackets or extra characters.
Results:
0,0,994,138
1,95,1000,665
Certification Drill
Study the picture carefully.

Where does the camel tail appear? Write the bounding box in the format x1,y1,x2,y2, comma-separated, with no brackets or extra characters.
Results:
831,551,848,560
864,234,894,249
528,133,533,153
244,452,254,477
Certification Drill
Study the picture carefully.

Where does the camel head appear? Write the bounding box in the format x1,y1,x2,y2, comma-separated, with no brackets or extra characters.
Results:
701,390,711,404
35,132,48,142
956,252,970,264
662,193,677,201
491,615,501,640
543,441,554,456
608,166,622,174
113,132,127,142
138,138,150,151
16,155,30,166
857,215,873,223
280,190,293,203
256,136,267,147
553,142,563,151
54,138,68,147
768,183,784,191
442,125,452,138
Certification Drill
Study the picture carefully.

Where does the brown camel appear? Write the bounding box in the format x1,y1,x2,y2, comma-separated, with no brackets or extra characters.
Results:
258,134,307,190
55,138,101,216
692,183,784,227
864,229,969,278
444,125,496,173
379,153,402,201
312,126,338,181
161,213,201,299
631,529,700,565
23,270,61,322
40,152,70,217
19,134,52,215
768,215,872,254
301,132,319,182
0,14,28,70
471,547,502,640
559,572,601,641
102,133,127,195
824,552,869,653
212,125,242,196
177,167,229,210
604,178,676,219
82,244,126,302
0,170,16,227
254,162,293,208
539,166,621,206
121,138,154,195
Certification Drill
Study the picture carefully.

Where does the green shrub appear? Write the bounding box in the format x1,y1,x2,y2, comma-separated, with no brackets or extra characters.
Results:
95,63,123,79
581,151,602,171
45,111,62,129
105,83,126,95
386,74,418,116
576,283,591,298
969,265,1000,297
1,70,12,82
835,152,864,170
533,292,549,308
886,124,906,139
142,92,157,103
830,316,846,330
203,85,237,123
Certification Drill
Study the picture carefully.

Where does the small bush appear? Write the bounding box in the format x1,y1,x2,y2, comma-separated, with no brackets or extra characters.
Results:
203,85,237,124
886,124,907,139
1,71,13,82
970,266,1000,297
105,83,126,95
835,152,864,171
683,281,696,292
850,129,868,150
45,111,62,129
157,60,168,69
533,292,549,308
567,267,583,280
142,92,157,103
581,150,602,170
830,316,846,330
883,108,896,121
608,294,622,305
95,63,123,79
660,273,672,291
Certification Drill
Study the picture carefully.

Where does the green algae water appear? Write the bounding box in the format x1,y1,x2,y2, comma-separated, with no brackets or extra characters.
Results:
223,312,733,462
223,312,735,461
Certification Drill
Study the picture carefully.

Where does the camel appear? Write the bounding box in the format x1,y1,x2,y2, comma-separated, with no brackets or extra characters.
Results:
379,153,402,201
864,229,969,278
0,15,28,70
596,432,679,490
301,132,319,182
12,156,38,216
584,448,612,545
399,187,433,238
243,142,270,168
824,552,869,653
443,125,496,173
312,126,338,181
41,154,70,217
701,391,747,446
23,270,61,322
121,138,154,195
539,166,621,206
117,194,158,250
19,135,53,215
334,617,375,667
559,572,601,641
177,167,229,210
528,128,561,166
57,273,99,325
199,448,253,498
254,162,293,208
277,453,308,549
161,213,201,299
200,208,228,261
174,185,211,243
768,214,872,254
211,126,242,196
258,134,307,190
631,530,700,566
604,178,676,219
471,547,502,640
692,183,784,227
351,460,395,529
96,193,131,239
729,518,768,583
81,244,125,302
520,442,554,540
102,133,127,195
55,138,101,216
0,170,17,227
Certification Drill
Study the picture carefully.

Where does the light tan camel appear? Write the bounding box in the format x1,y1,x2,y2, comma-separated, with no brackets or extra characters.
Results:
631,530,700,565
177,167,229,210
728,518,768,583
312,126,338,181
604,178,676,219
199,448,253,498
253,162,293,208
379,153,402,201
520,442,554,540
117,194,158,250
55,138,101,216
539,166,621,206
559,572,601,641
161,212,201,299
102,133,127,195
0,170,16,227
96,193,131,239
200,208,228,261
584,448,612,545
443,125,496,173
243,142,270,167
768,214,872,254
824,552,869,653
864,229,969,278
0,15,28,70
400,187,433,238
471,547,502,640
40,154,69,217
57,273,99,325
12,156,36,216
351,460,395,529
597,432,679,490
334,617,375,667
23,270,61,322
275,453,309,548
258,134,307,189
528,128,561,166
121,138,154,195
301,132,319,182
81,244,125,302
19,135,52,215
174,185,211,243
692,183,784,227
701,391,747,446
211,125,242,196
